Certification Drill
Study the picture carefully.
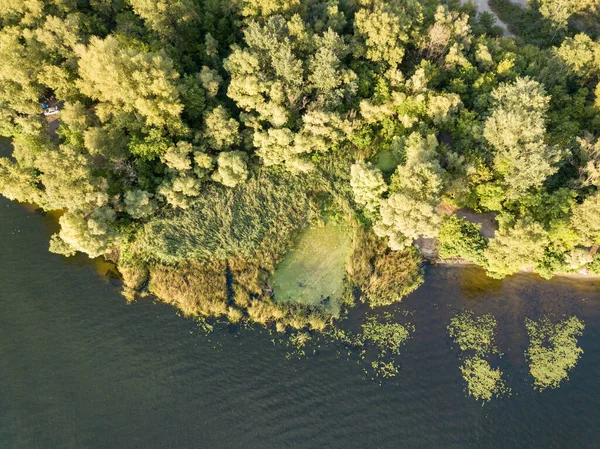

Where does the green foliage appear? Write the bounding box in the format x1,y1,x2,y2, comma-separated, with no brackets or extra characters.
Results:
571,193,600,246
483,78,562,196
586,253,600,274
525,316,585,391
438,215,488,264
350,161,387,214
212,151,249,187
75,35,184,132
2,0,600,334
372,133,445,250
130,170,313,264
484,219,549,278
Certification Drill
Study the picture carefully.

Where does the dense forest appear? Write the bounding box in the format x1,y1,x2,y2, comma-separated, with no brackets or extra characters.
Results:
0,0,599,350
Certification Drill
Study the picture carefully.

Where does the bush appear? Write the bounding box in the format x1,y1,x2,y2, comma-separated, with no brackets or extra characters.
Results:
586,253,600,274
438,215,487,264
348,227,424,307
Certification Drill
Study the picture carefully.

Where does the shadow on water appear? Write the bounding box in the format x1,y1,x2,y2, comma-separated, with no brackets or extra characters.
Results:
1,197,599,449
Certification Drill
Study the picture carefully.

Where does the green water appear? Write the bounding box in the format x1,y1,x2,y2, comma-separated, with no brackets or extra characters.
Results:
1,195,600,448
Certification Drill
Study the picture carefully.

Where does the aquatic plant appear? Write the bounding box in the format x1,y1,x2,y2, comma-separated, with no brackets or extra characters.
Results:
525,315,585,391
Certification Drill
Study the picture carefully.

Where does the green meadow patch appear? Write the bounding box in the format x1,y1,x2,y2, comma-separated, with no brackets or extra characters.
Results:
271,222,352,315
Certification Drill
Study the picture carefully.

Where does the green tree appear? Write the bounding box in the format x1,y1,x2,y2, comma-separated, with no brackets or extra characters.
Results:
203,106,241,150
350,161,387,214
484,218,549,278
571,193,600,246
537,0,600,28
124,189,157,219
374,133,444,250
224,16,355,170
75,36,184,132
353,0,423,68
438,215,487,264
212,151,249,188
484,77,562,196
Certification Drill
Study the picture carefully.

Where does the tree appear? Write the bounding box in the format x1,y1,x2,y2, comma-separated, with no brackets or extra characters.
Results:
525,316,585,390
129,0,199,41
575,135,600,188
199,66,222,99
373,133,444,250
224,16,355,171
537,0,600,28
555,34,600,79
350,161,387,213
484,218,549,278
484,77,562,196
34,145,110,212
51,207,117,258
571,193,600,245
75,36,184,132
157,141,213,209
0,158,43,204
212,151,249,187
203,106,241,150
236,0,300,18
124,190,157,219
374,193,441,250
353,0,423,68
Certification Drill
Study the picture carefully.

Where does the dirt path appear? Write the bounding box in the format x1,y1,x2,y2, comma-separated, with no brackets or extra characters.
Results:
461,0,528,37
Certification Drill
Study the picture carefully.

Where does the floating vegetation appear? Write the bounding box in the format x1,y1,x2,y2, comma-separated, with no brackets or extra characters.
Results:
271,222,352,315
525,315,585,391
448,311,509,401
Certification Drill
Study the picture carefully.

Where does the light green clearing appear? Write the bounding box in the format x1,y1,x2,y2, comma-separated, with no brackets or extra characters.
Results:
271,222,352,315
374,149,402,173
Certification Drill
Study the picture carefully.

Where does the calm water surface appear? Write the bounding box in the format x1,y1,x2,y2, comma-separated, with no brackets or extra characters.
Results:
1,194,599,449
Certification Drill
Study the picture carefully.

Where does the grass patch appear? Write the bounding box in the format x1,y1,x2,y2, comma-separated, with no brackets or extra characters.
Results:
271,222,352,315
374,149,402,173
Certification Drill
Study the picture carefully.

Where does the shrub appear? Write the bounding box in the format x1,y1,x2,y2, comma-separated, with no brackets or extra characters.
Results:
438,215,487,264
348,227,424,307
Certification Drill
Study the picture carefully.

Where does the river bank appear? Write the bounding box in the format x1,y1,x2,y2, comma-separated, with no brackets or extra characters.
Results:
2,195,599,449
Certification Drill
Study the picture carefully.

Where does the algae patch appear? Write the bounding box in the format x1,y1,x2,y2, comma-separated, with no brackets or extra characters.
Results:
271,223,352,315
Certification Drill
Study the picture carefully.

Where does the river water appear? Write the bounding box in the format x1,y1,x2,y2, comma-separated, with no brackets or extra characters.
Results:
1,190,599,448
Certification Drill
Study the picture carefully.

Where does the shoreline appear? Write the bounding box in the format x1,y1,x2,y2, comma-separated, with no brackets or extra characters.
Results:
434,259,600,280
